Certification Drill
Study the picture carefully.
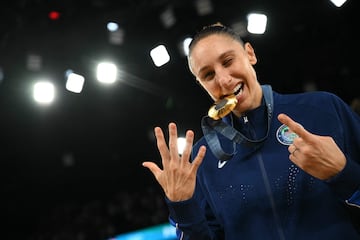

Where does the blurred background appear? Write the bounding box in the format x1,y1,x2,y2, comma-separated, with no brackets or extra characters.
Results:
1,0,359,239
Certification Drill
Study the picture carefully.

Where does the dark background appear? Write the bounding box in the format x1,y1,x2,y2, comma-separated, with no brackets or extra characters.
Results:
1,0,359,239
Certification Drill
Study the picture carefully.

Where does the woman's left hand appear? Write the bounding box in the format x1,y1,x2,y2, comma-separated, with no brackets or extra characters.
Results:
278,113,346,180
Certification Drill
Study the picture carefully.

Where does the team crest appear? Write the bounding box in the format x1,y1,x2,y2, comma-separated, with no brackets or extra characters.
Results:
276,124,298,145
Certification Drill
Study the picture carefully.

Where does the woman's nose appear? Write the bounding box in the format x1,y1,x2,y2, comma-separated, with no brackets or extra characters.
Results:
215,69,232,87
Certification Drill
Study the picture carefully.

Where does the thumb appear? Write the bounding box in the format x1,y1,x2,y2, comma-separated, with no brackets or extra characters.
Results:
142,161,162,178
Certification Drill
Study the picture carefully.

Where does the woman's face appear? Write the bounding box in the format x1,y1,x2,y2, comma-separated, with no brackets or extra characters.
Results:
188,34,263,116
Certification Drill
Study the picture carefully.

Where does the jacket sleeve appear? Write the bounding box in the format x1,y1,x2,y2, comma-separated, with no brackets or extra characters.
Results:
327,157,360,206
325,94,360,207
165,183,224,240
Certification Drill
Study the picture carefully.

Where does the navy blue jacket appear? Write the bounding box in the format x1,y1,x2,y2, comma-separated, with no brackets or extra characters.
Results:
166,88,360,240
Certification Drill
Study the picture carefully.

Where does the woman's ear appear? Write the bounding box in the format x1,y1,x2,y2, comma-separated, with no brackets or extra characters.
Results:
244,42,257,65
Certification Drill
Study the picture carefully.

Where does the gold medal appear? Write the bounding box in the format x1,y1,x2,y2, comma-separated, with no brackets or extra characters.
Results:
208,95,238,120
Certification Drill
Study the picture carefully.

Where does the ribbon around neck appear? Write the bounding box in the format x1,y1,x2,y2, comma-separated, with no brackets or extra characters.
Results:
201,85,274,161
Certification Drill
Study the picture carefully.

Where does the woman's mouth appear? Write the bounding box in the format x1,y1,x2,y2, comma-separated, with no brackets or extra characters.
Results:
233,83,243,96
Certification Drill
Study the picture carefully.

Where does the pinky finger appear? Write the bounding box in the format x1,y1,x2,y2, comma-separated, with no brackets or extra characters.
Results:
191,146,206,170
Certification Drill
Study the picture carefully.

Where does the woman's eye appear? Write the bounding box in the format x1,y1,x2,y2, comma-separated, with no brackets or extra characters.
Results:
223,58,233,66
204,72,214,80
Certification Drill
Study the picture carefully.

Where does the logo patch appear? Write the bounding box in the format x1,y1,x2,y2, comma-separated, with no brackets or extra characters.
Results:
276,124,298,145
218,160,228,169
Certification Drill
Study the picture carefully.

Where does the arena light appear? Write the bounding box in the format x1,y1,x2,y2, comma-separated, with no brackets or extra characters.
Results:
48,10,61,21
96,62,118,84
110,223,176,240
150,44,170,67
180,37,192,57
65,71,85,93
247,13,267,34
177,137,186,155
330,0,347,7
33,81,55,104
107,21,119,32
107,21,125,45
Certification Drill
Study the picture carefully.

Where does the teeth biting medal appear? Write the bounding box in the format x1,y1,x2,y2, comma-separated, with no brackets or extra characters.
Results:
208,85,241,120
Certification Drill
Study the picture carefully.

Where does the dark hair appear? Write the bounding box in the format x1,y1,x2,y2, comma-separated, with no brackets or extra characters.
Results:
188,23,244,57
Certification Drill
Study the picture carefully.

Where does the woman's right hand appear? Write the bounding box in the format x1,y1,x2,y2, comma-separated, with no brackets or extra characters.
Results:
142,122,206,202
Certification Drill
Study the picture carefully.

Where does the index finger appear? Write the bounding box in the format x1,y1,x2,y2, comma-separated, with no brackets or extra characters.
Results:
277,113,309,140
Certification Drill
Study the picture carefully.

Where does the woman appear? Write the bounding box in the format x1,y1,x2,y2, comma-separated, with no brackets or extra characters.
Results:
143,23,360,240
